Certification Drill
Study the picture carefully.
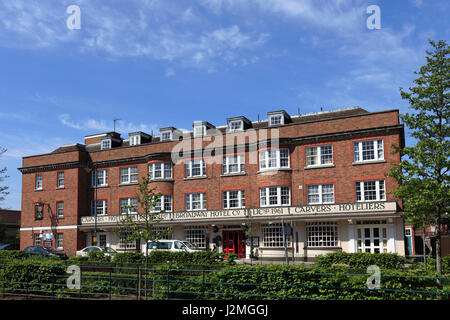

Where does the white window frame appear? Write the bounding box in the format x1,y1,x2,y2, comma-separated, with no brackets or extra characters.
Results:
353,139,384,163
259,186,290,207
222,155,245,174
185,159,206,178
185,193,206,211
56,233,63,249
228,120,243,132
101,139,111,150
305,145,333,167
120,166,138,184
356,223,388,253
118,231,136,250
306,184,335,204
35,174,43,190
92,170,108,187
193,125,207,138
151,194,173,212
56,201,64,218
149,162,172,180
57,172,64,188
222,190,245,209
259,149,290,171
355,180,386,202
261,223,290,248
91,199,107,216
184,226,207,249
269,114,284,126
306,222,338,248
129,135,141,146
160,130,173,141
120,197,138,215
34,233,42,246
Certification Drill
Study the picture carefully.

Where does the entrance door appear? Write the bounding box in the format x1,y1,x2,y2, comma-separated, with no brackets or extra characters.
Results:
357,226,388,253
222,230,246,258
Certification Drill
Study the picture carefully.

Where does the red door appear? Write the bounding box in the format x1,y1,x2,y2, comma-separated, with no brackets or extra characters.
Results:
222,230,246,258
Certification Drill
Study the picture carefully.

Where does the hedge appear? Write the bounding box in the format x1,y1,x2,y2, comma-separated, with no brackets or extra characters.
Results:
0,259,67,297
314,252,407,271
199,265,449,300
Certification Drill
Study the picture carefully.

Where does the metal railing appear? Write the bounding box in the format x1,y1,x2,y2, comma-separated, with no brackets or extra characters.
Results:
0,263,448,300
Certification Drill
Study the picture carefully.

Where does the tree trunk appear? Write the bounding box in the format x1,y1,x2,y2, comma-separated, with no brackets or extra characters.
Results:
422,225,427,271
436,228,442,276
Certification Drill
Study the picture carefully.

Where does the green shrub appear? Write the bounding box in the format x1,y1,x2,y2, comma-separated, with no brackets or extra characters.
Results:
199,264,447,300
113,252,145,266
148,251,224,266
422,256,450,274
315,252,407,270
87,250,111,264
0,250,26,262
0,259,67,296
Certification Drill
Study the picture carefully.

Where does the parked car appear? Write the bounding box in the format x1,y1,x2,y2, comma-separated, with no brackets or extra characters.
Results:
23,246,69,260
0,243,19,250
76,246,117,257
146,239,202,255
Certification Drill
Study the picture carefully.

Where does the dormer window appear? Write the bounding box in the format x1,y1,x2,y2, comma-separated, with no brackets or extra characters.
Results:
101,138,111,150
193,121,215,138
194,125,206,138
129,135,141,146
269,114,283,126
229,120,243,132
268,110,291,127
160,130,172,141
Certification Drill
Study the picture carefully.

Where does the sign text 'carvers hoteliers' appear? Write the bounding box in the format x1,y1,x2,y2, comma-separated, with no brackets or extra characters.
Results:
158,201,395,221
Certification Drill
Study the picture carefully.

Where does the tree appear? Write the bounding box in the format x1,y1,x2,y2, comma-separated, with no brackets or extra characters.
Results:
388,40,449,275
114,173,172,268
0,147,9,208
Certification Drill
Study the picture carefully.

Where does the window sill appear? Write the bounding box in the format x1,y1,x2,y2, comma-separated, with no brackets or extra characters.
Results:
35,188,43,192
184,176,207,180
352,160,386,166
56,186,65,190
119,182,139,186
304,247,342,250
149,178,174,182
56,216,64,220
90,185,109,189
304,164,335,170
220,173,247,177
257,168,292,174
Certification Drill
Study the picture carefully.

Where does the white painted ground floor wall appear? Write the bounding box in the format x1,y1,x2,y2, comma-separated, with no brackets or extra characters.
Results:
84,216,405,260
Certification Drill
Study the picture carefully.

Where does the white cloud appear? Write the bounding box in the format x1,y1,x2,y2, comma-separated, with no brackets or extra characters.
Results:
58,114,159,136
0,1,269,72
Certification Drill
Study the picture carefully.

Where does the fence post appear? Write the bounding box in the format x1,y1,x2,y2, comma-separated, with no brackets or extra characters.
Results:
79,267,82,299
202,270,206,299
109,267,112,300
166,269,170,300
137,267,141,300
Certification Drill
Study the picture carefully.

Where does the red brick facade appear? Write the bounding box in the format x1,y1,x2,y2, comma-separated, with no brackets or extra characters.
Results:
19,108,405,258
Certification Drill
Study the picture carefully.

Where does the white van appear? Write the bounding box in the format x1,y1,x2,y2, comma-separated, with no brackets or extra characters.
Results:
145,239,201,255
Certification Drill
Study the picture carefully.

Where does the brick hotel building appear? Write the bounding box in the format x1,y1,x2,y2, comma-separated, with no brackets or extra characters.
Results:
19,107,406,259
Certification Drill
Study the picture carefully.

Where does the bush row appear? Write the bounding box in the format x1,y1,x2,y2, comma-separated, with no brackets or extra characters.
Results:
314,252,408,270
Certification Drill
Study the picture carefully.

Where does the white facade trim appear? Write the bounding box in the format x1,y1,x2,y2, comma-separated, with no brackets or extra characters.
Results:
21,225,78,231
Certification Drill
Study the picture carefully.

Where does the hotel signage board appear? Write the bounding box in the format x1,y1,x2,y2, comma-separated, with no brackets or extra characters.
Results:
80,201,397,225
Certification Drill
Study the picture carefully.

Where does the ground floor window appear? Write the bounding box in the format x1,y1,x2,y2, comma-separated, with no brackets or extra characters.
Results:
56,233,63,249
184,226,206,249
357,225,388,253
261,223,290,247
99,234,107,247
118,231,137,250
306,222,338,247
34,233,42,246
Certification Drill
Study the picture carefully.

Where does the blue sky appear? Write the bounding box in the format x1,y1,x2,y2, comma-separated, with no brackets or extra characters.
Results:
0,0,448,210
